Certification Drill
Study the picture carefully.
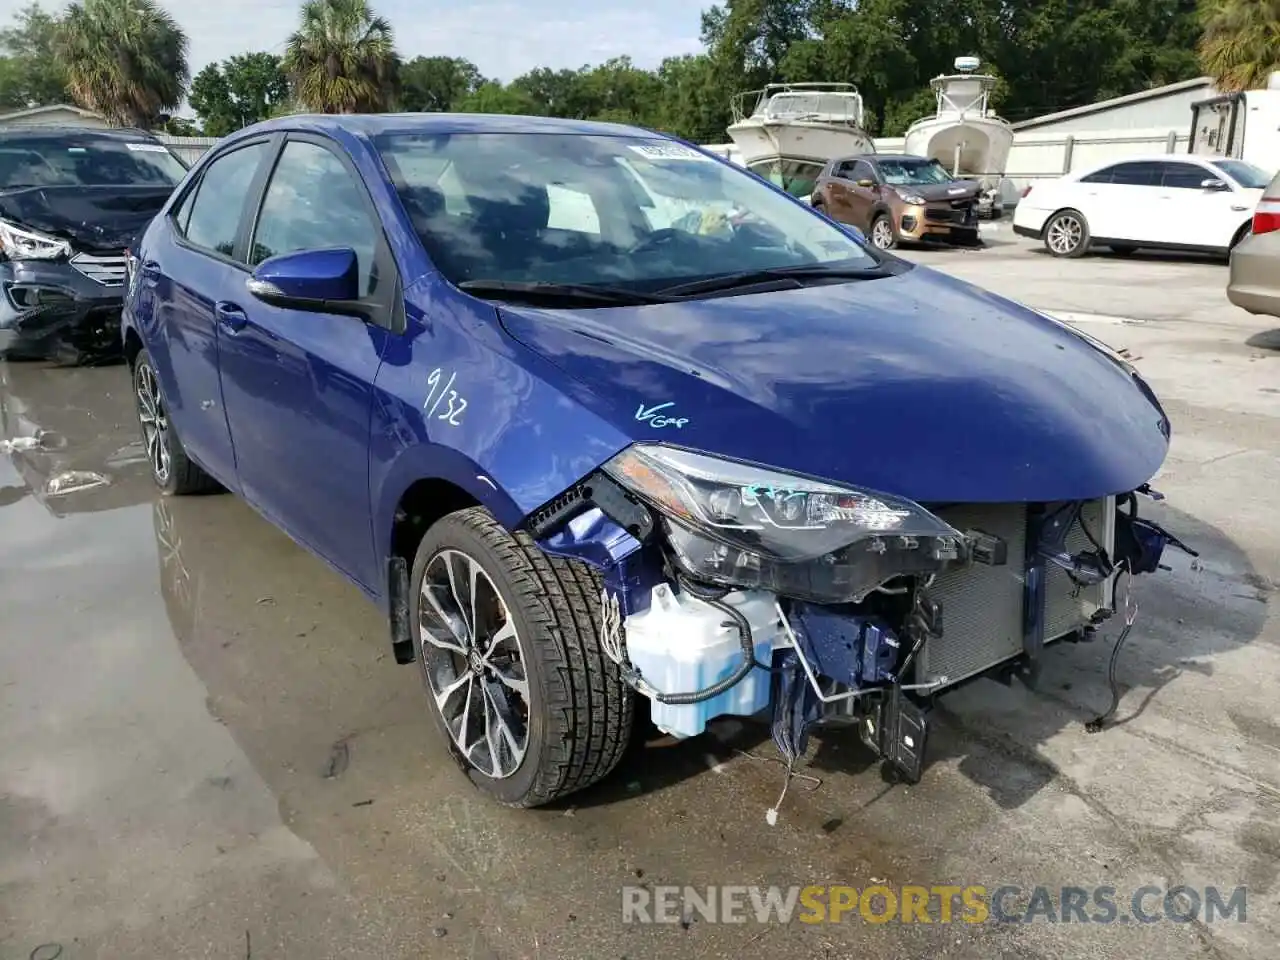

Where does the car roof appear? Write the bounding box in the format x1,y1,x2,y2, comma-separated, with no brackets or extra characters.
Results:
0,125,160,142
240,112,661,140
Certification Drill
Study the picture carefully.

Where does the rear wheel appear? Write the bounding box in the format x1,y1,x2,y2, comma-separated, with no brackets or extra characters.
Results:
869,214,896,250
132,349,220,495
1043,209,1090,258
412,507,633,807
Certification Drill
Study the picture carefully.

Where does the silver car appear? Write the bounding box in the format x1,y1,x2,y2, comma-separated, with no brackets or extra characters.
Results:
1228,167,1280,318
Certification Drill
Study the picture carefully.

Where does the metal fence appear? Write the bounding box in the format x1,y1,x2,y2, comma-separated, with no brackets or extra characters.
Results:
154,134,220,165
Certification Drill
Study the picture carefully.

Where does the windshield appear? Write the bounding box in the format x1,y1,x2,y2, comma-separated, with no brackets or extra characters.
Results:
878,158,954,186
0,136,186,190
1210,159,1273,190
375,132,878,291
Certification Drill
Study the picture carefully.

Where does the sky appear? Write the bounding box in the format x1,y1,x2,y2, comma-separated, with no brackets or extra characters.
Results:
1,0,708,82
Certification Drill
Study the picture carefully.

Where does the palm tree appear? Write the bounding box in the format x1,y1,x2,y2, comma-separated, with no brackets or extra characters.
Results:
54,0,188,128
1198,0,1280,92
282,0,399,113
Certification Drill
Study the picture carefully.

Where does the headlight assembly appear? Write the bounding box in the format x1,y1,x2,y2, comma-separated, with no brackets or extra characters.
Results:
603,444,966,603
0,219,71,261
897,190,927,205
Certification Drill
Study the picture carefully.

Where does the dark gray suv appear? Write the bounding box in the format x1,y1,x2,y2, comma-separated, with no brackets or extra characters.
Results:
0,126,187,364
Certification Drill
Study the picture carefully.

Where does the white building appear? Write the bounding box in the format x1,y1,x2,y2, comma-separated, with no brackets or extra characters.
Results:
0,104,110,129
1010,77,1215,136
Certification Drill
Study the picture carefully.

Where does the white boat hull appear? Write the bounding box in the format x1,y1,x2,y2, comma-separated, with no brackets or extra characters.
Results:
904,116,1013,177
726,119,875,166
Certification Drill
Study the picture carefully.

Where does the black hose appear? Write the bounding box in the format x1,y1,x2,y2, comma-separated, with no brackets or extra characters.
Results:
1084,621,1134,733
650,576,762,705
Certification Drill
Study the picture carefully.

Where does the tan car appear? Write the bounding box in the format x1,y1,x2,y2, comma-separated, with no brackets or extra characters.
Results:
1227,167,1280,318
811,153,982,250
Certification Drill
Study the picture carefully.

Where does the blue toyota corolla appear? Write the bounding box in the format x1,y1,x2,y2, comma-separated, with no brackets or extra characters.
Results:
122,113,1190,809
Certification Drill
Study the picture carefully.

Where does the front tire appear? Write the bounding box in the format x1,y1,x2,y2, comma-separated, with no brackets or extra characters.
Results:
132,349,220,495
1043,209,1090,258
412,507,633,807
869,213,896,250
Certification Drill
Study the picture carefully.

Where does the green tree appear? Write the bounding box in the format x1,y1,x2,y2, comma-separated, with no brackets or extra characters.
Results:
455,81,538,115
1199,0,1280,92
510,67,587,117
54,0,188,127
190,52,290,135
282,0,398,113
0,3,70,108
400,55,483,111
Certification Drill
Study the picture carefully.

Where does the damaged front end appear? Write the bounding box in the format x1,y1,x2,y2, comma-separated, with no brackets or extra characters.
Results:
525,443,1194,796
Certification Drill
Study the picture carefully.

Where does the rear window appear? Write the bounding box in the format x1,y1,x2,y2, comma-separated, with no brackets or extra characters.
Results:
0,136,187,189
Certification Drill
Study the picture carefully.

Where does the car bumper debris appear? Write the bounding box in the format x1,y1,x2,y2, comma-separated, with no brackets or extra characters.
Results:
527,451,1194,819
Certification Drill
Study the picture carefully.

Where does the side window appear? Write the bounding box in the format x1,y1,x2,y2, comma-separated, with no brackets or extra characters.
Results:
1160,163,1212,189
183,142,269,258
1108,162,1160,187
249,140,381,298
851,160,876,183
1080,167,1114,184
545,184,601,234
835,160,858,180
171,185,196,235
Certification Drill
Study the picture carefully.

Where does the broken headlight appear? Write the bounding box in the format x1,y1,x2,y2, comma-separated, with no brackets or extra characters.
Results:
0,219,71,261
603,444,965,603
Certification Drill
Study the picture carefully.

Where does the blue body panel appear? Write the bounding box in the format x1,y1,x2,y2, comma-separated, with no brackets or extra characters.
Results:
121,112,1171,614
495,268,1170,504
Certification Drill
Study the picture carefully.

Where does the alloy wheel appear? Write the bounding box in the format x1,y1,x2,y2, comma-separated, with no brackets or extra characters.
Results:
871,218,894,249
1047,214,1083,255
419,548,530,779
135,361,171,485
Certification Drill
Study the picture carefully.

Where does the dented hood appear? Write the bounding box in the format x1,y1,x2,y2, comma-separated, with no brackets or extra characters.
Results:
0,184,172,252
497,266,1171,504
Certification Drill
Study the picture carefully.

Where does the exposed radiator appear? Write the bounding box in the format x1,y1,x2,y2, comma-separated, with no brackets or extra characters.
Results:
915,498,1114,687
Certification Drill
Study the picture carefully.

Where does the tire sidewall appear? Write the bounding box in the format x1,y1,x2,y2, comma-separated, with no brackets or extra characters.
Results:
132,349,177,495
410,513,553,806
1045,210,1089,258
871,214,896,250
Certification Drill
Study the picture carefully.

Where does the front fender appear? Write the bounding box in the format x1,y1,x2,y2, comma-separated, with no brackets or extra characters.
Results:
368,275,634,577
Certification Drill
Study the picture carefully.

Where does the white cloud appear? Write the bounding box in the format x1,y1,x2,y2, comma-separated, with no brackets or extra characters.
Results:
1,0,705,81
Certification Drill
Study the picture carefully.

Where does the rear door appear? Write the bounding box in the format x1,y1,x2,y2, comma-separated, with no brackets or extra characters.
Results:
1076,161,1163,242
215,134,397,590
146,137,275,489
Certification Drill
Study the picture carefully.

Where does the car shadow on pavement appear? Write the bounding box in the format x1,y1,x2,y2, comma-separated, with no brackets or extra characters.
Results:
1245,329,1280,351
1028,247,1228,266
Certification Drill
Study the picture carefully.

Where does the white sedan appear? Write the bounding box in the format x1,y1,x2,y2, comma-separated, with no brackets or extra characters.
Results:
1012,155,1273,258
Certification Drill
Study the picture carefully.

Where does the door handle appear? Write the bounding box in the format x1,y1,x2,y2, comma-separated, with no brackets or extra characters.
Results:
1230,204,1248,211
214,300,247,332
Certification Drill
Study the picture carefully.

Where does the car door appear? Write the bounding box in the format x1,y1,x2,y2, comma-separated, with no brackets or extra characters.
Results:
1154,160,1252,249
215,135,397,590
1074,161,1162,242
147,137,275,490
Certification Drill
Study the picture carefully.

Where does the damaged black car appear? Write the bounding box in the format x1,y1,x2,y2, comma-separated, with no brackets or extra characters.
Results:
0,126,187,365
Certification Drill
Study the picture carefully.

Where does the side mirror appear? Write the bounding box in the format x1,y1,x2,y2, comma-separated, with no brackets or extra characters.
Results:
856,178,877,188
1201,178,1230,191
246,247,364,316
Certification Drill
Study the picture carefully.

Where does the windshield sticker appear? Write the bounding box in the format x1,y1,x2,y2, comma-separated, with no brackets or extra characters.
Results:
424,368,467,426
125,142,169,153
635,401,688,429
628,143,714,163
